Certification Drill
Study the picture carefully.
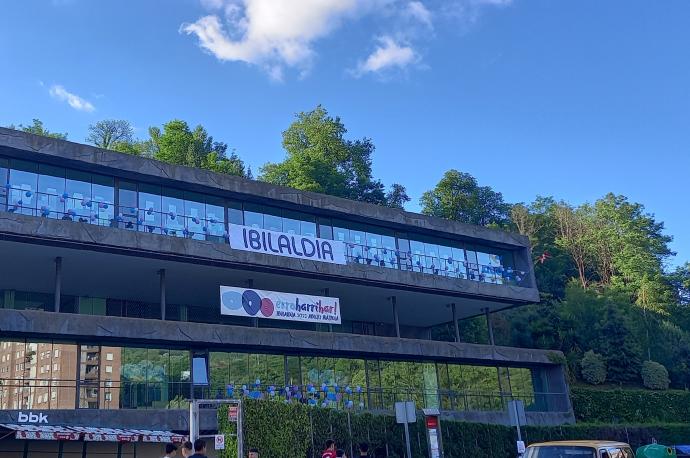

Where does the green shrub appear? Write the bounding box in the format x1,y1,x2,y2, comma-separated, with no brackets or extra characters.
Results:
580,351,607,385
218,398,690,457
571,387,690,423
641,361,670,390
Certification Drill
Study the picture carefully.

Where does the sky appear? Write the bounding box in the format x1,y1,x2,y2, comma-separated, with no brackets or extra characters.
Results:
0,0,688,268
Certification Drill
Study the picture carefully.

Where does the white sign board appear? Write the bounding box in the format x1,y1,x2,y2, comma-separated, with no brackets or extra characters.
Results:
215,434,225,450
517,440,526,454
395,401,416,424
220,286,341,324
229,224,347,265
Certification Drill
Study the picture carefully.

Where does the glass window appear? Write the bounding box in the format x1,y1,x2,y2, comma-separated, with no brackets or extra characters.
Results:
184,192,206,240
301,220,316,237
118,181,138,230
64,170,91,224
227,201,243,226
317,217,333,240
451,247,467,279
283,217,300,235
91,174,114,227
263,209,282,232
37,165,65,220
437,244,453,277
350,229,365,262
138,184,162,235
425,243,440,273
244,210,263,229
333,226,349,243
8,160,38,216
205,196,226,240
410,240,425,273
162,188,185,238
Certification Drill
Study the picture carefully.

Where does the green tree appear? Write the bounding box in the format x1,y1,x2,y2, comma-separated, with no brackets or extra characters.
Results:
594,304,643,384
86,119,134,149
147,120,250,178
420,170,510,226
260,106,407,208
8,119,67,140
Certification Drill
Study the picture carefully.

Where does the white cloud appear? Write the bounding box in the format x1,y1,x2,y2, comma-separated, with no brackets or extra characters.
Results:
356,36,417,75
405,1,432,28
181,0,363,79
48,85,95,112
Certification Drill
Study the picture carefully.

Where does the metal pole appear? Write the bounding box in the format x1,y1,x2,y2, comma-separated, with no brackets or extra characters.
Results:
54,257,62,312
238,399,244,458
159,269,166,321
513,401,523,455
485,308,495,346
392,296,400,338
451,303,460,343
403,409,413,458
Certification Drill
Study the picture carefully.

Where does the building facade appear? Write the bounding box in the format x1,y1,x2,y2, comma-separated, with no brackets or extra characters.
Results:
0,128,573,457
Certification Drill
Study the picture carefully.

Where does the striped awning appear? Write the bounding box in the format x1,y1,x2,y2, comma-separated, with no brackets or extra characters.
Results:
0,424,185,443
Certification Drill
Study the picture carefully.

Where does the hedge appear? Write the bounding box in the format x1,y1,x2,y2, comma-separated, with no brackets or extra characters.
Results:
571,387,690,423
217,399,690,458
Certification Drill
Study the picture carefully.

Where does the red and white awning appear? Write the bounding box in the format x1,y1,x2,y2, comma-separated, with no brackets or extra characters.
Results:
0,424,185,443
0,424,79,441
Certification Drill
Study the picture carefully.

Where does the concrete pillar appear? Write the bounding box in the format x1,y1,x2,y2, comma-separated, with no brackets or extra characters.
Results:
451,303,460,343
391,296,400,338
485,308,495,346
159,269,166,320
54,257,62,312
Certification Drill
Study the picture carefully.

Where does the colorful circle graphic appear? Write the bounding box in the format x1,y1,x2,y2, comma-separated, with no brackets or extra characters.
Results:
221,291,243,311
260,298,274,317
242,290,262,316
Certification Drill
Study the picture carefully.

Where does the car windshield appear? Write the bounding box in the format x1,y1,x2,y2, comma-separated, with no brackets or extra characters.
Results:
525,446,597,458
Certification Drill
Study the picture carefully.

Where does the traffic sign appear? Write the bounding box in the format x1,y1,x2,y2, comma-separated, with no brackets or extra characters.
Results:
215,434,225,450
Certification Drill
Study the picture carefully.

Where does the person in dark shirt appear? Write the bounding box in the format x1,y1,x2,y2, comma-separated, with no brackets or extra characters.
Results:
358,443,370,457
336,449,347,458
189,439,207,458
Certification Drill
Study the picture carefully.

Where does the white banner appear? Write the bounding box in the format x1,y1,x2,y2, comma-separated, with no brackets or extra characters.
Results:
220,286,341,324
228,224,347,265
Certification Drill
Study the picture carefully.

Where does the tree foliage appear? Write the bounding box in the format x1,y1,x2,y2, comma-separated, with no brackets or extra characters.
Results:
86,119,134,150
260,106,408,208
580,350,607,385
641,361,670,390
8,119,67,140
420,169,510,226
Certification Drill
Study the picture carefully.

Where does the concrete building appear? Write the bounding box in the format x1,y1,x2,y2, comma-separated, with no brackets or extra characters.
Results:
0,127,573,457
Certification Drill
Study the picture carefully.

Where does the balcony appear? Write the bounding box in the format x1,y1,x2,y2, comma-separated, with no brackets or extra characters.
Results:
1,188,533,290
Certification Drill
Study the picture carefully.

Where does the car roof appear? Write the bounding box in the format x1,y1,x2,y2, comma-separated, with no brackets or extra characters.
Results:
527,441,632,448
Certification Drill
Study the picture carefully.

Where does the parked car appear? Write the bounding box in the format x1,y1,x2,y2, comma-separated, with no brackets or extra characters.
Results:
524,440,635,458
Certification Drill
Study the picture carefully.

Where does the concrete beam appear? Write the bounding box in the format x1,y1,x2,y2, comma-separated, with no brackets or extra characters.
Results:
0,309,564,367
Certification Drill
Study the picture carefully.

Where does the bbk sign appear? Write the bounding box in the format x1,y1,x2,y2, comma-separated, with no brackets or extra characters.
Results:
18,411,48,424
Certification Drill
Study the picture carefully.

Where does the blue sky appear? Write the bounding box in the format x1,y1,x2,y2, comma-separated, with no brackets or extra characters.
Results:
0,0,688,267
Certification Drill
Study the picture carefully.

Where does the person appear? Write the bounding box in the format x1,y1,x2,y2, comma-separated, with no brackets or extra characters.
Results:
322,439,337,458
248,448,259,458
162,443,178,458
189,439,207,458
336,449,347,458
181,441,193,458
358,443,369,457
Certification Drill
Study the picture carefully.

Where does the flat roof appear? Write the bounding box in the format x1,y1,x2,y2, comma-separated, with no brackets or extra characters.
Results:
0,127,530,250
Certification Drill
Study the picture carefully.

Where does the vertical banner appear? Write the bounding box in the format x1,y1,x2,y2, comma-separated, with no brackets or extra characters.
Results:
228,224,347,265
220,286,341,324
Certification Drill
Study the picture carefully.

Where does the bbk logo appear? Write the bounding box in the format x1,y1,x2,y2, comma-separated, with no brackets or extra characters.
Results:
18,411,48,424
